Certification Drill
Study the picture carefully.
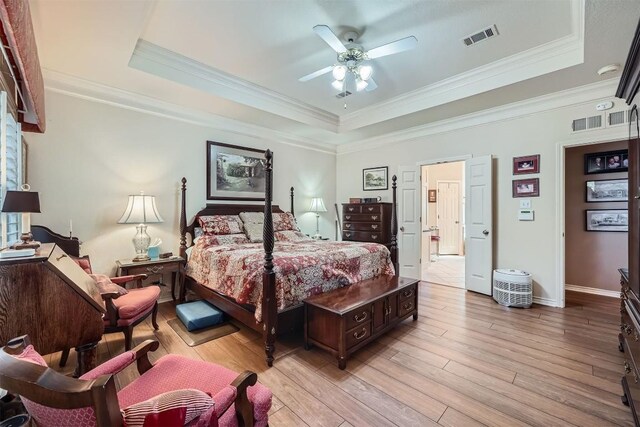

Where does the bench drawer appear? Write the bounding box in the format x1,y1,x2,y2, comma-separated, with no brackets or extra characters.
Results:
399,284,417,302
399,298,417,317
345,305,372,330
346,323,371,349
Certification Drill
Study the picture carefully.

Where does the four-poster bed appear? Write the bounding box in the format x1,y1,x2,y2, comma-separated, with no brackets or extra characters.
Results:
179,150,399,366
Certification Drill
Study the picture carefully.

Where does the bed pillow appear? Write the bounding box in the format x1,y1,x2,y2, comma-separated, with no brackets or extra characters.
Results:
200,234,249,246
275,230,310,242
198,215,243,235
273,212,299,232
244,222,264,243
239,212,264,224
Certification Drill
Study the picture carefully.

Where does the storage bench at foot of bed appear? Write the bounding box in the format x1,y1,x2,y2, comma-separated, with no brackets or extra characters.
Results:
303,275,418,369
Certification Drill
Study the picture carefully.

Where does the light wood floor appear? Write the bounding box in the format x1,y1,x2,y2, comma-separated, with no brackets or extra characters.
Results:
49,283,632,426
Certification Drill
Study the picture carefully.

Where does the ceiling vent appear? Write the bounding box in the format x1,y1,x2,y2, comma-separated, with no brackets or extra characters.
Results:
571,115,602,132
336,91,352,98
463,25,499,46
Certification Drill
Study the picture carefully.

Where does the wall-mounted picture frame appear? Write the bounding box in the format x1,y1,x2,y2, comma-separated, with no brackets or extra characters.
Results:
206,141,267,201
363,166,388,191
586,209,628,232
513,154,540,175
584,149,628,175
512,178,539,198
586,179,628,202
428,189,437,203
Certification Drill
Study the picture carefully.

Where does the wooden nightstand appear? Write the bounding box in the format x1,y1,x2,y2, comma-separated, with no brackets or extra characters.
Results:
116,256,185,301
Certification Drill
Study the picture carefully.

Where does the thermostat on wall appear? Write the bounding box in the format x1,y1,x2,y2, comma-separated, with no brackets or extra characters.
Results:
518,209,534,221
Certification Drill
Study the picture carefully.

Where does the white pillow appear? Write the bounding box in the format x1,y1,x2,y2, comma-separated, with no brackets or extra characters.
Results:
239,212,264,224
244,222,264,243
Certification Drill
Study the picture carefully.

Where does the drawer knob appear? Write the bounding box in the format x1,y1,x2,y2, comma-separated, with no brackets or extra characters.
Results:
371,224,378,229
622,323,633,335
371,234,378,240
371,215,378,220
402,302,413,311
147,265,164,274
367,207,374,212
345,224,351,228
353,328,367,340
345,232,352,238
349,207,354,212
402,289,414,298
353,311,367,323
625,361,632,374
345,215,351,220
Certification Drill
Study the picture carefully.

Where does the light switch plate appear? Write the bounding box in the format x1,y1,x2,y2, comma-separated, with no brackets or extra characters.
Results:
519,199,531,209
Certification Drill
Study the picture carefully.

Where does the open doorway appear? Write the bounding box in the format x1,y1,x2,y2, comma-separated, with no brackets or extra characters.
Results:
421,161,465,288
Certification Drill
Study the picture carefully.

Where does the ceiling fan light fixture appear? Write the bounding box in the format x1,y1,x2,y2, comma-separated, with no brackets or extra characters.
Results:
358,65,373,80
331,79,345,91
356,78,368,91
332,65,347,81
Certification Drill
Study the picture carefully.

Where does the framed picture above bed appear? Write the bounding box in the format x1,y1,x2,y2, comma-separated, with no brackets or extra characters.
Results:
363,166,388,191
206,141,268,201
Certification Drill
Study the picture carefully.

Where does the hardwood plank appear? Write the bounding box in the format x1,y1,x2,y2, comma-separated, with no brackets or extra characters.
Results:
270,406,309,427
437,407,486,427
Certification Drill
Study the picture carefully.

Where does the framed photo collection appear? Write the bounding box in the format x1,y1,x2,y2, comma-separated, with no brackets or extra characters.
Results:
512,154,540,198
584,149,628,175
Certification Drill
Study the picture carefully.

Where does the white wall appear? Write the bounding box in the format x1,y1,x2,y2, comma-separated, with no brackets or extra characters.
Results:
337,96,629,305
26,91,336,274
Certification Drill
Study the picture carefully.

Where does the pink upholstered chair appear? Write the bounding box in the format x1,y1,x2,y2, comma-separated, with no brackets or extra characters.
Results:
0,335,272,426
59,256,161,368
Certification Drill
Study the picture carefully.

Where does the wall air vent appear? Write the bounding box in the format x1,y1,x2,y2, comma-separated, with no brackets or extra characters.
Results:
605,109,634,127
336,91,352,98
571,115,602,132
463,25,499,46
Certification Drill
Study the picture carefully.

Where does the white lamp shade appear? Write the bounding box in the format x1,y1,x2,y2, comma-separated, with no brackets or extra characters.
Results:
332,65,347,81
309,197,327,213
118,193,164,224
356,78,368,91
331,79,344,91
359,65,373,80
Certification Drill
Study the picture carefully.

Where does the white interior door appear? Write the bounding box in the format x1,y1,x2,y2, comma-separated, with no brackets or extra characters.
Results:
398,166,421,279
437,181,461,255
465,156,493,295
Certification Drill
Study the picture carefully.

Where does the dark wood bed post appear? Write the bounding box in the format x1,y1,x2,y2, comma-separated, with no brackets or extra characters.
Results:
262,150,278,366
290,187,295,216
390,175,399,274
179,177,187,259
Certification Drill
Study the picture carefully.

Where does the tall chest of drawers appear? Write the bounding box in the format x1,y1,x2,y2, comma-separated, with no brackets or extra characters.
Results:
342,202,392,247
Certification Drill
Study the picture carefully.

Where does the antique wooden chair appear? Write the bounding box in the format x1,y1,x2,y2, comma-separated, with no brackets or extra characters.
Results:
59,256,160,368
0,336,271,426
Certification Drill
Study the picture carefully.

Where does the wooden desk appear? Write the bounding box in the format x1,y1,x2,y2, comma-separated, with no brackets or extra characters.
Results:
0,244,105,376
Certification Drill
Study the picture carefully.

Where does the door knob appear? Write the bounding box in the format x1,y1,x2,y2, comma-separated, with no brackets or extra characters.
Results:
400,226,405,232
482,230,489,235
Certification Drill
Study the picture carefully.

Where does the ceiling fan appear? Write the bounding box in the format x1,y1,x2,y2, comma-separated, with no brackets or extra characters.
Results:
299,25,418,93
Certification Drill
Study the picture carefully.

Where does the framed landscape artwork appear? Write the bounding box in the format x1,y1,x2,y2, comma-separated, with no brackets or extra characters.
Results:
363,166,388,191
586,179,628,202
584,149,628,174
586,209,628,232
513,154,540,175
512,178,539,198
206,141,267,201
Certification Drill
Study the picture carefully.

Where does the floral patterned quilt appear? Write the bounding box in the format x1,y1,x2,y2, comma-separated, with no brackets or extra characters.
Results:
186,237,395,322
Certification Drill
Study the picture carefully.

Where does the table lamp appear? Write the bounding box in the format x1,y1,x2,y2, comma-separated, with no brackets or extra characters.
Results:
1,184,41,249
309,197,327,239
118,191,163,261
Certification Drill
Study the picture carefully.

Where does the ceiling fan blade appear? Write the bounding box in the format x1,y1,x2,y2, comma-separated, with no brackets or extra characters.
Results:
298,66,334,82
313,25,347,53
365,78,378,92
367,36,418,59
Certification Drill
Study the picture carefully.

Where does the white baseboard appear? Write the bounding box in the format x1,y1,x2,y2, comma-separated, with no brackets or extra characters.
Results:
565,284,620,298
532,296,561,307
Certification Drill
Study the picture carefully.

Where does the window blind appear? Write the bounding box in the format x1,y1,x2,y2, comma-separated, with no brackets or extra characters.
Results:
0,91,22,247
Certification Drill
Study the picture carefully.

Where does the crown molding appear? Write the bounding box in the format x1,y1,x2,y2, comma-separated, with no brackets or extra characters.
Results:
336,78,619,155
43,68,337,155
338,0,586,132
129,39,339,132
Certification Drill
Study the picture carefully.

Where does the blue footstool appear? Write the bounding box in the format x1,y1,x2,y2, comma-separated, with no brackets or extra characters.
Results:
176,300,223,331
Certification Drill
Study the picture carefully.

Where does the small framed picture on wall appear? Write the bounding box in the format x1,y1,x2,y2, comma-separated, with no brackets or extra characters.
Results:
586,179,628,202
585,209,628,232
512,178,539,198
513,154,540,175
428,189,437,203
363,166,388,191
584,149,628,174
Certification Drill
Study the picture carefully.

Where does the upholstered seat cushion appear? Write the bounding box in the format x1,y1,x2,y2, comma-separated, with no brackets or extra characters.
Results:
110,286,160,322
118,355,271,427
